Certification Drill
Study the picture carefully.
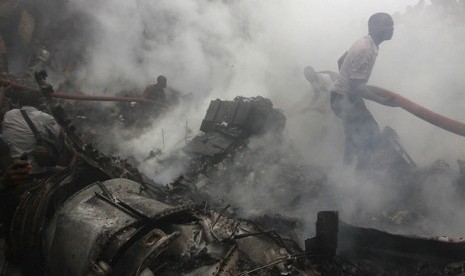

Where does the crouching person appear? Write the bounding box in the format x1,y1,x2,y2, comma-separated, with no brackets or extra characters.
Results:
0,89,75,274
1,89,75,178
0,88,75,231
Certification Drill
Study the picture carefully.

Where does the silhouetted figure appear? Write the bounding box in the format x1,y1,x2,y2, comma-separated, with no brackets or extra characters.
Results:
143,75,167,103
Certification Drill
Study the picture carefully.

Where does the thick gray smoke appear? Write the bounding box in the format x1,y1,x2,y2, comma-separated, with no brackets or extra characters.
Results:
69,0,465,237
71,0,427,164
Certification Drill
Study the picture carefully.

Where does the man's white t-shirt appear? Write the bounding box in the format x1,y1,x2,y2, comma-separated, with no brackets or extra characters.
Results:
332,35,379,95
2,106,61,174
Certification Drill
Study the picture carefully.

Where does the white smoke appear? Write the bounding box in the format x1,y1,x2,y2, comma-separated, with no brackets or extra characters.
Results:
67,0,465,237
70,0,430,163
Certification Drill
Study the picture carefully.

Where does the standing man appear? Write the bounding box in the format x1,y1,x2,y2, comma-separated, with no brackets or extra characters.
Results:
330,12,396,169
143,75,167,103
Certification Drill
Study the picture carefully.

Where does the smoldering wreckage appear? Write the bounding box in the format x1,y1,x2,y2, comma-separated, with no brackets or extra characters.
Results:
2,2,465,276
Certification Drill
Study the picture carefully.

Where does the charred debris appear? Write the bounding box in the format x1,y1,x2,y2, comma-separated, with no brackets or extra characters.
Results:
3,75,465,275
2,1,465,275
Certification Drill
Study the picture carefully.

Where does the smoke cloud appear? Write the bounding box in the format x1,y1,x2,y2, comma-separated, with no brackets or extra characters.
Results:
64,0,465,237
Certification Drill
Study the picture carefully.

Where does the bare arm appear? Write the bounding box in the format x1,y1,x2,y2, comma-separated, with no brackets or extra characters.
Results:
350,80,397,106
142,87,149,98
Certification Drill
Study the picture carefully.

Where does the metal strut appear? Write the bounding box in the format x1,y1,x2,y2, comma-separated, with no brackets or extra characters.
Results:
95,181,149,220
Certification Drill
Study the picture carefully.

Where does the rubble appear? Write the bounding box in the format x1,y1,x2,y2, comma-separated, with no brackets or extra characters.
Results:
8,171,316,275
163,96,327,219
4,78,458,275
0,81,315,275
1,66,465,276
1,1,465,275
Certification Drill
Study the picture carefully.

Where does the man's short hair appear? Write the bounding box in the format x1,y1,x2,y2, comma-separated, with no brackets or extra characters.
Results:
368,13,393,31
9,89,42,107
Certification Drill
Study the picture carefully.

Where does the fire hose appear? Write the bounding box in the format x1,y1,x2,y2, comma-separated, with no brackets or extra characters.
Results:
0,78,168,107
369,85,465,137
304,66,465,138
3,77,465,137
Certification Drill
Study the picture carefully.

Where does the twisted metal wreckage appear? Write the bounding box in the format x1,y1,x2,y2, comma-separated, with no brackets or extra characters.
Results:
2,71,465,276
1,1,465,274
2,73,312,275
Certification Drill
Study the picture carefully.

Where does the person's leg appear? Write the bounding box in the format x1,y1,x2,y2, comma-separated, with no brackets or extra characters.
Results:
352,110,381,170
332,92,360,165
330,92,343,118
343,120,356,165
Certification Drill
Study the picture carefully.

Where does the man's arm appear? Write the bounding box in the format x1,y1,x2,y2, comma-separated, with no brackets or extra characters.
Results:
350,80,397,107
142,85,153,98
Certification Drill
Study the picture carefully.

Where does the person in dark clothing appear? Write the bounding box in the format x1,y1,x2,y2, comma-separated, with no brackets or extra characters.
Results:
143,75,167,103
0,137,32,241
330,13,396,169
0,138,31,193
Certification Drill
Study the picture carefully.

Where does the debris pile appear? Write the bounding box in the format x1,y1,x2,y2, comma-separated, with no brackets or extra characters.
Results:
166,96,326,218
2,65,465,276
1,1,465,275
11,176,316,275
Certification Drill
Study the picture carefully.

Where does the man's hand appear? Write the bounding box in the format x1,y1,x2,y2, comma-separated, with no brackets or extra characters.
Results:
365,85,399,107
381,95,398,107
2,160,32,186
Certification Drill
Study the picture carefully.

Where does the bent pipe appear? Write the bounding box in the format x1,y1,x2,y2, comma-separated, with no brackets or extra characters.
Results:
0,78,168,107
368,85,465,137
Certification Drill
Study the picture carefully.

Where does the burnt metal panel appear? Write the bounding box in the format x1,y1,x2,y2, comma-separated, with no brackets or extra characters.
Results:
306,211,465,266
44,178,172,276
200,99,252,133
185,132,235,157
372,126,416,172
199,98,285,136
338,221,465,263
